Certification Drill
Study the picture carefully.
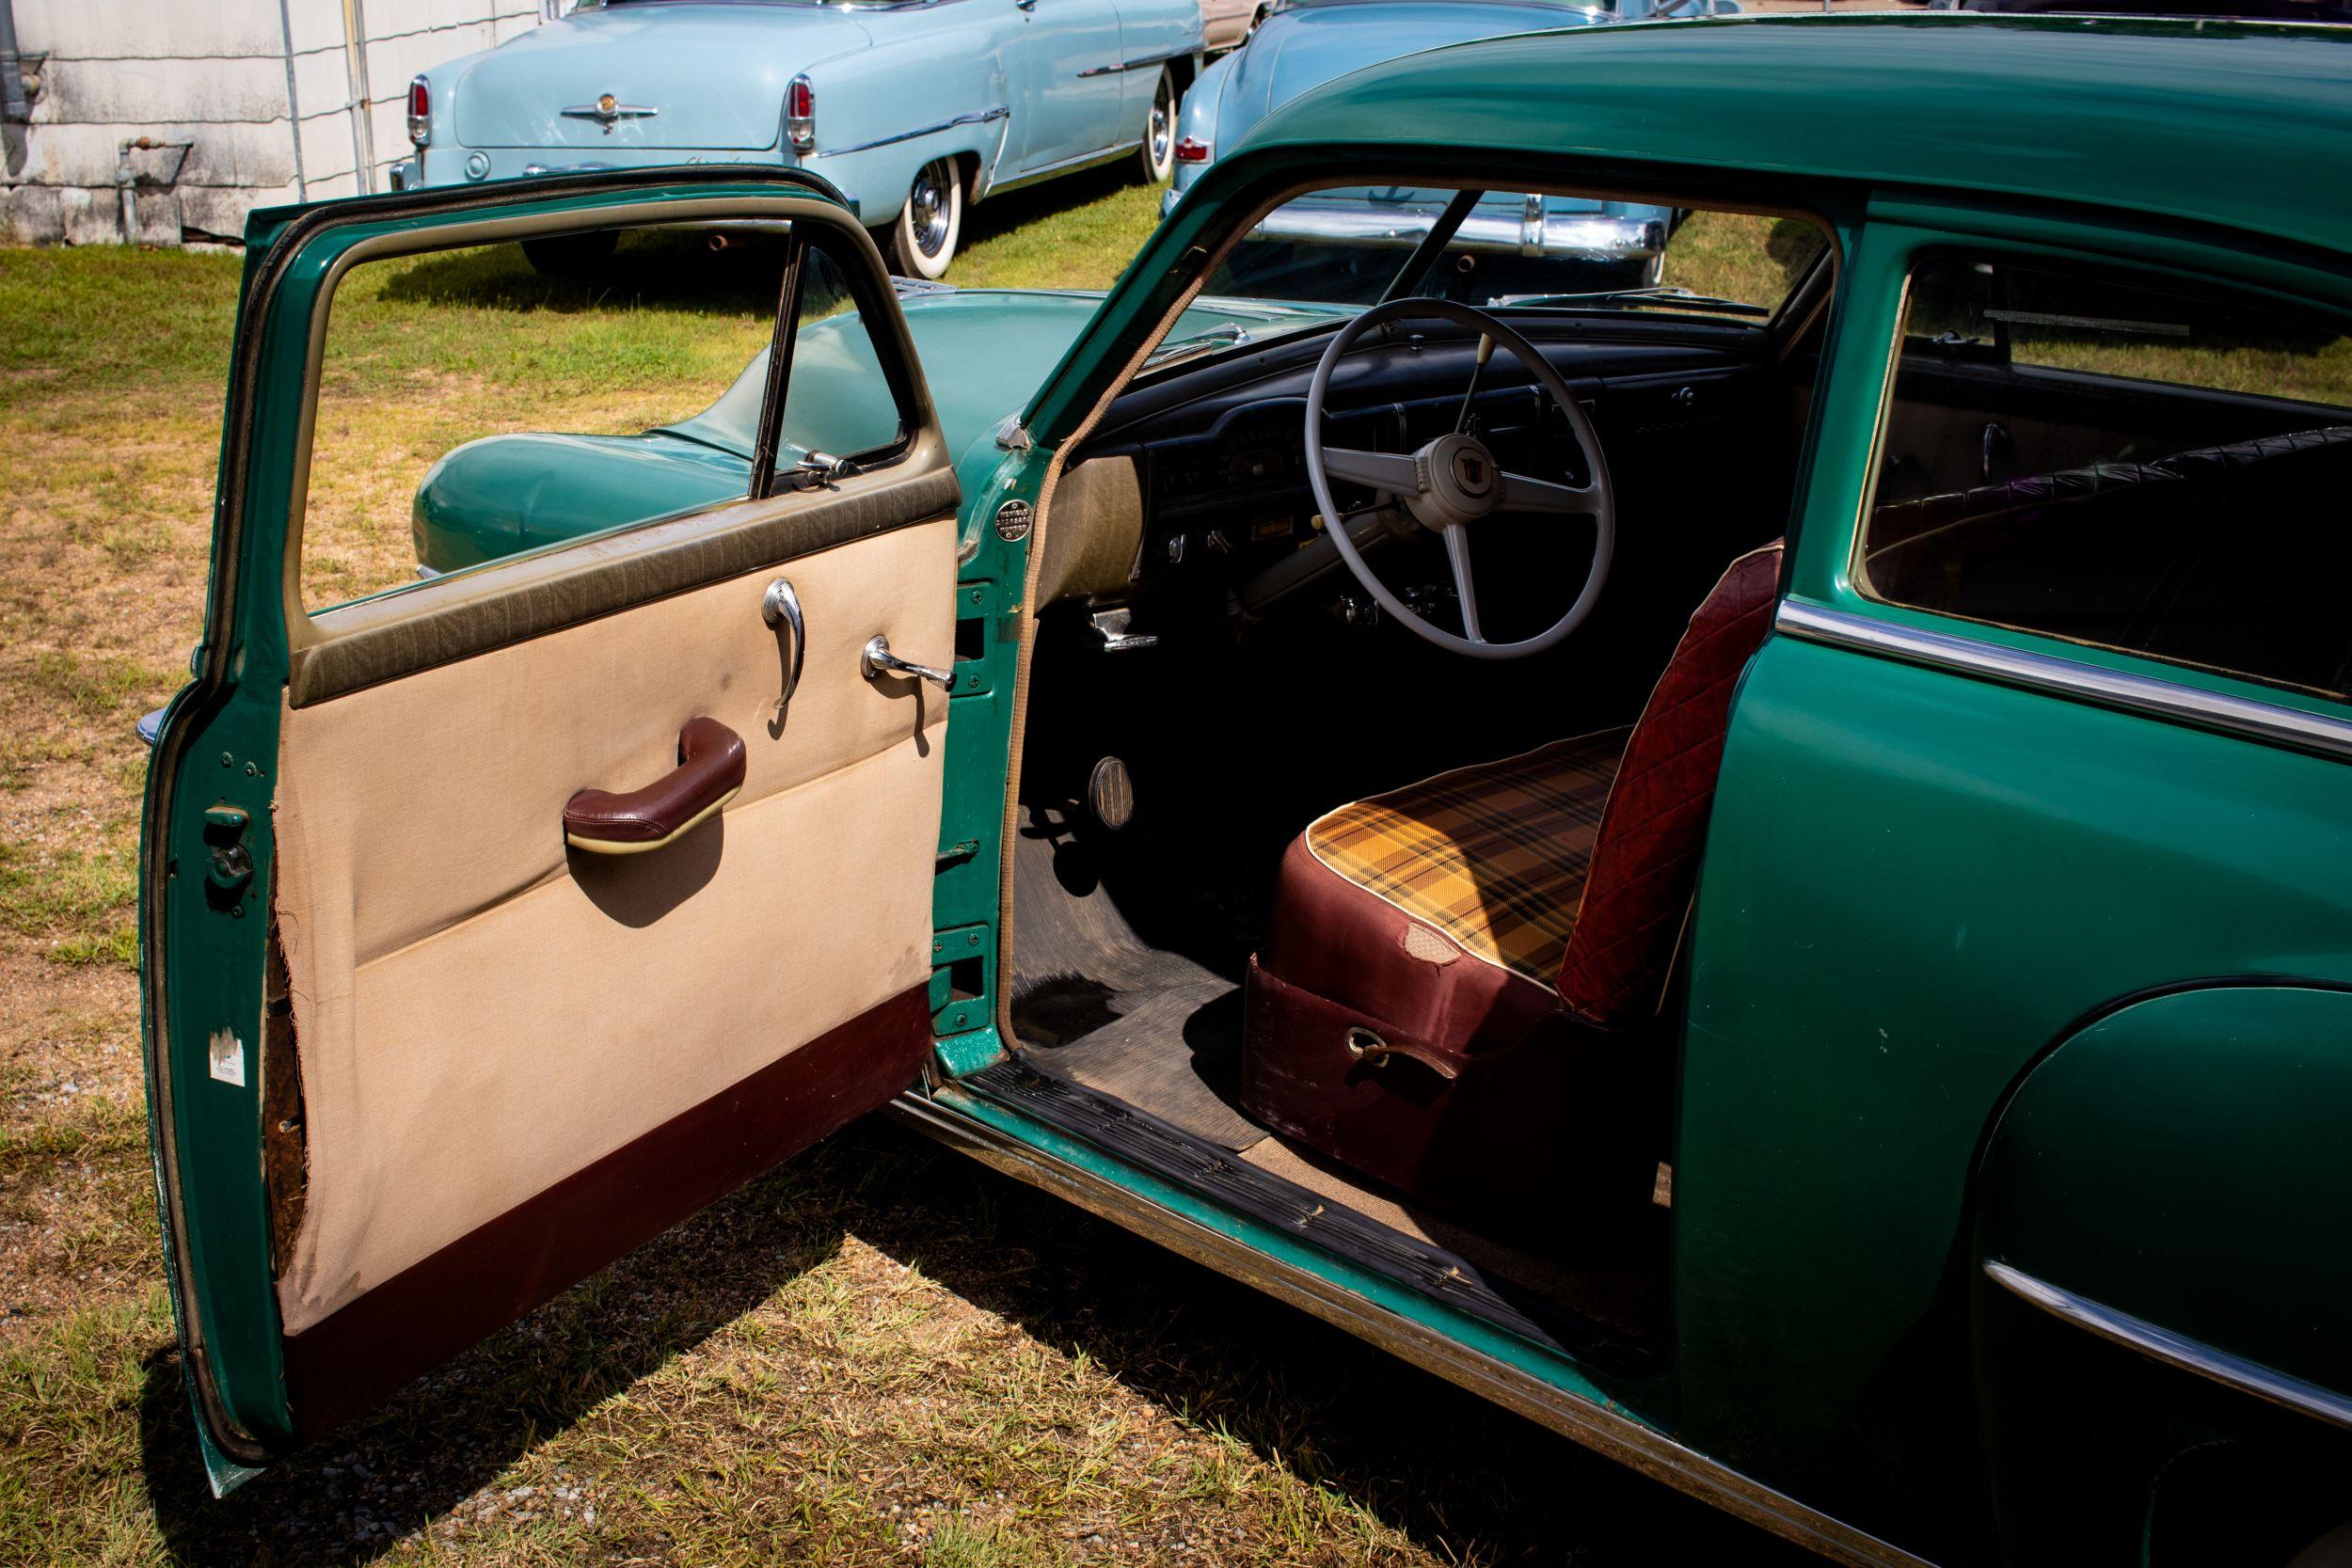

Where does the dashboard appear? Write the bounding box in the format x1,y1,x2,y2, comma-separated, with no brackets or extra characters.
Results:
1072,314,1789,616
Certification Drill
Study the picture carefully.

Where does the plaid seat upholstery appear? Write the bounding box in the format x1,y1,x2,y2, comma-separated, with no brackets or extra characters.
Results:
1303,733,1625,990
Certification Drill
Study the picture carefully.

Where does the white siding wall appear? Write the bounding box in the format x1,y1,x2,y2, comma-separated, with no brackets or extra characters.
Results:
1,0,557,245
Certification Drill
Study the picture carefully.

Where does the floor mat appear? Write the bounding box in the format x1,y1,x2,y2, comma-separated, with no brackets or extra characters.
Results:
1023,981,1264,1150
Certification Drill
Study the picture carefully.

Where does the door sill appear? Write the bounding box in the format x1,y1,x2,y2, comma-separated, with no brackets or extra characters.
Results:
887,1070,1942,1568
963,1057,1661,1376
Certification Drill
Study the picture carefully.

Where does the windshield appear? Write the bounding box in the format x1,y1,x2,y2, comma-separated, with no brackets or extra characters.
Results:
1201,185,1829,326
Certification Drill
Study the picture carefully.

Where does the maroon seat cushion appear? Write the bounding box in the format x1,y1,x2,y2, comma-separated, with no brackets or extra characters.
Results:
1556,540,1783,1025
1239,541,1784,1212
1260,731,1627,1062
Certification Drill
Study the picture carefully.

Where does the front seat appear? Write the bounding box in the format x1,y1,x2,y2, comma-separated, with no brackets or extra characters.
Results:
1239,543,1783,1220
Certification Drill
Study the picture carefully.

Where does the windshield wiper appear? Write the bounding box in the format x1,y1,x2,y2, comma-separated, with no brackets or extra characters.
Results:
1493,286,1772,318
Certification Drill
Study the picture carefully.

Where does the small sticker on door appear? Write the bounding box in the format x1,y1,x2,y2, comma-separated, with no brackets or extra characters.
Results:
207,1028,246,1087
993,499,1034,543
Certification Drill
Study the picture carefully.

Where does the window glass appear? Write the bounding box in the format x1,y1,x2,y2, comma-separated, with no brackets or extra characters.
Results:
1859,257,2352,702
301,227,905,614
779,245,904,462
1205,184,1827,319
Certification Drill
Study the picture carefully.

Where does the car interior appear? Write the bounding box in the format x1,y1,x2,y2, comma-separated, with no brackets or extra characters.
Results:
965,190,1836,1370
971,192,2352,1372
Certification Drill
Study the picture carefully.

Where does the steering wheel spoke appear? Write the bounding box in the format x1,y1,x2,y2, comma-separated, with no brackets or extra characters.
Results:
1321,447,1422,497
1303,295,1615,660
1494,469,1599,515
1443,526,1485,643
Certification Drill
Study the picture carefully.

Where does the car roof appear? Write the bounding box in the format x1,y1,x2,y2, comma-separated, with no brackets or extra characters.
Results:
1240,13,2352,260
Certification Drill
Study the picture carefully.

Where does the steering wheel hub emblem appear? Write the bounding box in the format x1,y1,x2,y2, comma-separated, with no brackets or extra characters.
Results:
1410,432,1501,529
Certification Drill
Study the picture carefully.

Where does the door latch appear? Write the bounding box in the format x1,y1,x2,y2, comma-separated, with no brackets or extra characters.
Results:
201,803,252,901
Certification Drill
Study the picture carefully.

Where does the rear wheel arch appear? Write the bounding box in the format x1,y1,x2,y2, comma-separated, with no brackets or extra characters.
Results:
1966,980,2352,1560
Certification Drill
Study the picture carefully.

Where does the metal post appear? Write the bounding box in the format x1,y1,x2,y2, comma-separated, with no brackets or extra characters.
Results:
339,0,377,195
277,0,309,200
0,0,30,123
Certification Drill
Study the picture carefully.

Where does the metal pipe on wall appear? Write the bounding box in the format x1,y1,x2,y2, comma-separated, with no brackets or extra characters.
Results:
278,0,309,201
0,0,30,122
339,0,377,195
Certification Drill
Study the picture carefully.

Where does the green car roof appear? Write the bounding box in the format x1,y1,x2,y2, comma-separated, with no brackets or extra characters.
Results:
1240,14,2352,259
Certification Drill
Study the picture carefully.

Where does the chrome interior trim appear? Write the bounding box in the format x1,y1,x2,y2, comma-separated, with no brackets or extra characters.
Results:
889,1087,1942,1568
820,105,1009,159
1984,1260,2352,1433
1776,600,2352,765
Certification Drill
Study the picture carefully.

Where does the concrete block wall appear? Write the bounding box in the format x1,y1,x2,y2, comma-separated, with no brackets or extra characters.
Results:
1,0,551,245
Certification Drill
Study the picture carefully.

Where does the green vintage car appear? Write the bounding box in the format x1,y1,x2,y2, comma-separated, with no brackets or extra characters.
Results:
143,13,2352,1564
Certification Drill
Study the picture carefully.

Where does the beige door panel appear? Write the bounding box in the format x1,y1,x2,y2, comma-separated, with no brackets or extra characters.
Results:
271,514,956,1334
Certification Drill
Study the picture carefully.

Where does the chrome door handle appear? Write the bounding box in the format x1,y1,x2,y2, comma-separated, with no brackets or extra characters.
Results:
862,635,953,691
762,578,806,705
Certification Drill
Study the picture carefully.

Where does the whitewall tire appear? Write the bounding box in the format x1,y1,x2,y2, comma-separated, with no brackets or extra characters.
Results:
890,157,962,280
1136,69,1176,183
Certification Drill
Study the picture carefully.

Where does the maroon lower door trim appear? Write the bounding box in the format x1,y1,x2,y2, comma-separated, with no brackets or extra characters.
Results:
282,985,934,1438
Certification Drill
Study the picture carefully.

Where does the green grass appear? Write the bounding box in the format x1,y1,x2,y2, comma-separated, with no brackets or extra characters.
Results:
0,841,139,967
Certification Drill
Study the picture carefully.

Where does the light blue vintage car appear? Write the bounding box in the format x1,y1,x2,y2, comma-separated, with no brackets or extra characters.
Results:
392,0,1205,277
1165,0,1731,295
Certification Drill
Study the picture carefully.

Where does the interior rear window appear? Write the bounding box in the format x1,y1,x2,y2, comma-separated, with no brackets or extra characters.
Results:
1857,256,2352,702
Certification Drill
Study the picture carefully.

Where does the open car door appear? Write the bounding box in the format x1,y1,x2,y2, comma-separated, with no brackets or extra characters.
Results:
140,170,962,1491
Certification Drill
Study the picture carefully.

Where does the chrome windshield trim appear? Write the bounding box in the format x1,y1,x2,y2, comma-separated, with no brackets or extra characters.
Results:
818,104,1009,158
889,1086,1942,1568
1775,600,2352,766
1249,203,1660,262
1984,1260,2352,1433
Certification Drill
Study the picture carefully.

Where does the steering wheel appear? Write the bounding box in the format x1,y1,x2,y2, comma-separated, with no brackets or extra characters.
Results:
1303,297,1615,658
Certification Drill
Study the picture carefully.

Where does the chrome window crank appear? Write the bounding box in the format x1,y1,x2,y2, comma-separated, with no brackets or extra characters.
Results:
862,634,953,691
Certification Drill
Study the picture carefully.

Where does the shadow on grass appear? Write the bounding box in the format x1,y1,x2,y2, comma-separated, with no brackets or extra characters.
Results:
959,162,1151,256
136,1117,1804,1566
373,229,794,318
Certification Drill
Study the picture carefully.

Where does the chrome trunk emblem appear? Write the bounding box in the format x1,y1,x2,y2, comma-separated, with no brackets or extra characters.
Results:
562,92,658,134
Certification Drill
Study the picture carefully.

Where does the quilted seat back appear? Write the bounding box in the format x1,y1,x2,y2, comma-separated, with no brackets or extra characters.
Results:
1556,541,1784,1026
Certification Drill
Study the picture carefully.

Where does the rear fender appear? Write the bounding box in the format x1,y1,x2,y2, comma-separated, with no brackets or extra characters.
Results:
1972,984,2352,1560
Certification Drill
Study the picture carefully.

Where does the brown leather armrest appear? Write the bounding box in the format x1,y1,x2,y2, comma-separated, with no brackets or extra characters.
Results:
564,717,746,855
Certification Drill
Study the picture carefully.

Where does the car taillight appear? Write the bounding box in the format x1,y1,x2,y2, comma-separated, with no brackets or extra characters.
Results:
406,75,431,148
786,75,816,153
1173,135,1211,164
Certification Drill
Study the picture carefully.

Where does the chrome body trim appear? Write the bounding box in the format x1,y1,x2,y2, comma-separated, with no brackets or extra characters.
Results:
1249,204,1661,262
981,138,1138,197
1984,1260,2352,1434
887,1086,1942,1568
1775,600,2352,765
818,104,1009,159
1077,53,1184,78
561,97,659,129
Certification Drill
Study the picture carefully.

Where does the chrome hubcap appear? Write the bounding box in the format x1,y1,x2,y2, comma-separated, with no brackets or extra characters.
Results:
1149,79,1172,169
909,161,950,258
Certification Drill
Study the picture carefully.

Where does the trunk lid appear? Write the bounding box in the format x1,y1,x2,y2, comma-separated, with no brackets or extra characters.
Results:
452,3,871,151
